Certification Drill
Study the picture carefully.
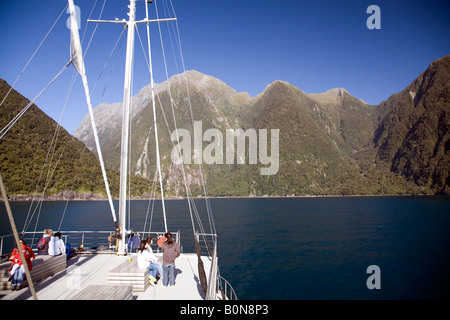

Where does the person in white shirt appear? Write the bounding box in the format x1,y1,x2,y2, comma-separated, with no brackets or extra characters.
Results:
49,232,66,256
137,238,163,285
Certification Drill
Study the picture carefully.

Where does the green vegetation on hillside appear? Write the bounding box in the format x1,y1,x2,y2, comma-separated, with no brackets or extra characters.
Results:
0,79,152,198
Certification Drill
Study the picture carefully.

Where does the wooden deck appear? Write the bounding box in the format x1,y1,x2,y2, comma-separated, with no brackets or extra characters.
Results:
107,258,150,292
0,252,211,300
0,254,66,290
70,284,133,300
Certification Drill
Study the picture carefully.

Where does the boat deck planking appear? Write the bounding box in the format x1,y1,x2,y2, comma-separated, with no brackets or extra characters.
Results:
0,252,211,300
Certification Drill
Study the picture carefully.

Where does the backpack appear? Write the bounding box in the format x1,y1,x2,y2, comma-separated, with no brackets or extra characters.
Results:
37,236,47,250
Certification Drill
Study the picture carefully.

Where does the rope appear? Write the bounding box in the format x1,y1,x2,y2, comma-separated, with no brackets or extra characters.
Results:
21,0,109,234
0,62,70,141
145,0,168,232
0,4,68,109
162,0,217,237
131,0,217,250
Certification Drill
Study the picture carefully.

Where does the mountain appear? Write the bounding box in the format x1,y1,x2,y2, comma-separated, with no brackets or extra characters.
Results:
372,56,450,194
74,56,450,196
75,70,255,196
2,56,448,199
0,78,151,199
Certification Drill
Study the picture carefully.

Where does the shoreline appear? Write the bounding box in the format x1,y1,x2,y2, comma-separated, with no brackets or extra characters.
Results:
1,193,442,202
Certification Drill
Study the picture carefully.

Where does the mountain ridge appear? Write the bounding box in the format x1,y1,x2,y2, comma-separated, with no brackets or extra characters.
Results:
1,56,449,198
74,55,450,196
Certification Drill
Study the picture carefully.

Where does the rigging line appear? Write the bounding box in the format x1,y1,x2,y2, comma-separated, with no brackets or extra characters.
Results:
0,4,68,109
146,0,168,233
72,0,120,127
56,71,87,231
14,61,73,233
151,75,206,238
21,119,65,233
0,62,71,141
139,2,203,237
57,148,88,232
25,70,84,235
56,22,124,231
100,27,127,102
82,0,107,59
166,0,216,235
80,0,99,44
135,26,150,71
23,1,109,232
69,0,119,225
29,148,66,247
162,0,182,76
154,0,197,234
142,168,158,234
152,84,208,239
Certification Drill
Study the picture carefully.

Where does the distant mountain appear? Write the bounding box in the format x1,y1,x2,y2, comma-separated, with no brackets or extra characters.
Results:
74,56,450,196
0,78,151,199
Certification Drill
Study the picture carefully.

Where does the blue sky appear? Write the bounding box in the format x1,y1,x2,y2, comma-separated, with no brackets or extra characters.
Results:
0,0,449,133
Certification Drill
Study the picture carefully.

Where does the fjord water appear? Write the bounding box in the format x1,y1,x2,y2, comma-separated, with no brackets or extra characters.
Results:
1,196,449,299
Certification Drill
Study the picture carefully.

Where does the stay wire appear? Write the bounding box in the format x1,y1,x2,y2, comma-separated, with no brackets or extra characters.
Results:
0,4,68,109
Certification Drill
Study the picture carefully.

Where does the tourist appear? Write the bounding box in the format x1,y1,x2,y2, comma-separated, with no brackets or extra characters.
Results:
137,239,160,286
162,232,181,287
145,237,163,281
37,229,52,255
49,232,66,256
8,239,35,291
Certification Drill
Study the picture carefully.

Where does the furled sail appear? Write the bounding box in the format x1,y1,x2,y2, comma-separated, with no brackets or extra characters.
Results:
68,0,118,226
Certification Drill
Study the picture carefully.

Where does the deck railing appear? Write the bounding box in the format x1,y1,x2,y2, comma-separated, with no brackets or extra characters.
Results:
0,230,181,259
196,232,238,300
217,274,238,300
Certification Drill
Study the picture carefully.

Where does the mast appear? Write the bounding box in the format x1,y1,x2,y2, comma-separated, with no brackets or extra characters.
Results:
88,0,176,255
117,0,136,255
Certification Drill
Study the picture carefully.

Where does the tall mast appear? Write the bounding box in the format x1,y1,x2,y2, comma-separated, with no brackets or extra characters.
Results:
117,0,136,255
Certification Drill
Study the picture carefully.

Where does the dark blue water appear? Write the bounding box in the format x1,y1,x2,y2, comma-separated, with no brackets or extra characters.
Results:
1,196,449,300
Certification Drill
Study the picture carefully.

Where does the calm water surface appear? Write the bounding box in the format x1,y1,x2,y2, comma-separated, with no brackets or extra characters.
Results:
1,196,449,299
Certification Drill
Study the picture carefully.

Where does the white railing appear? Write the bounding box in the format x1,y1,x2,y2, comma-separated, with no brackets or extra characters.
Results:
196,232,238,300
217,274,238,300
0,230,181,258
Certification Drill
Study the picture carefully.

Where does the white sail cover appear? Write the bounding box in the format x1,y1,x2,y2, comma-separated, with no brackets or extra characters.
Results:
68,0,84,76
67,0,117,224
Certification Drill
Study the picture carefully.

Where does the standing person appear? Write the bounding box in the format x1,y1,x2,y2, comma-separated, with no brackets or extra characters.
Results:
8,239,35,291
136,240,159,286
37,229,52,255
162,232,181,287
49,232,66,256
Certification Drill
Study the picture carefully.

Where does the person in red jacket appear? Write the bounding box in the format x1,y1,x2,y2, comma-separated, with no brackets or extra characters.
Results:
8,239,35,291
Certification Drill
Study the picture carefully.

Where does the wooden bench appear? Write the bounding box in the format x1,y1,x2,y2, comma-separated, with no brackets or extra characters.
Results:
70,284,133,300
0,254,66,290
107,258,149,292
